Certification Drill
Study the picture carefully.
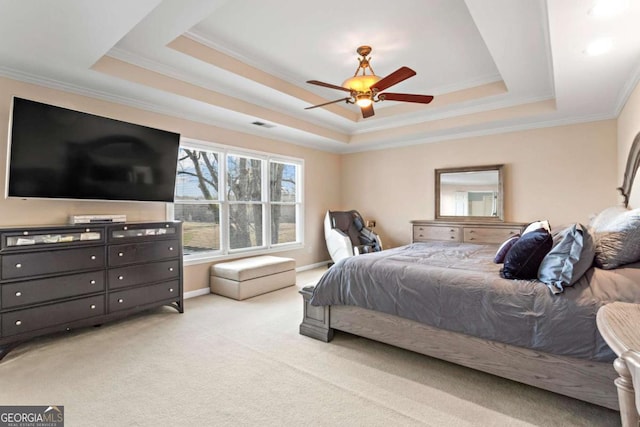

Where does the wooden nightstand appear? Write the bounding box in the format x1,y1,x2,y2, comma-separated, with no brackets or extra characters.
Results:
597,302,640,426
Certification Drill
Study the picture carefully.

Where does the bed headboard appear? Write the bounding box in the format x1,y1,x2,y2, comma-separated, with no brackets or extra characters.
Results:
618,131,640,209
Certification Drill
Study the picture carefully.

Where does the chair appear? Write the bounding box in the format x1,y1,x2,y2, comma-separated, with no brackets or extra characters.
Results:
621,350,640,425
324,210,382,264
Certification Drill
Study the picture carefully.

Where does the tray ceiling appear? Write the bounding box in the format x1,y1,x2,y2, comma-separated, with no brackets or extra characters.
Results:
0,0,638,152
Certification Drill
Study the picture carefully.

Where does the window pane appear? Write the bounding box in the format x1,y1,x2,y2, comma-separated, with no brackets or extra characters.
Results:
174,204,220,253
175,148,219,201
270,161,297,202
227,155,262,201
229,204,263,249
271,204,296,244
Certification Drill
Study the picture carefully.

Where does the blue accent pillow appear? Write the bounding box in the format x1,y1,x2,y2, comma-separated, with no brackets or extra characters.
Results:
537,224,594,294
500,229,552,280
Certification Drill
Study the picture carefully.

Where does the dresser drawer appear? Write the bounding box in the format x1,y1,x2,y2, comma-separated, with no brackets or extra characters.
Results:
108,260,180,290
108,239,180,267
1,247,105,279
413,225,462,242
1,271,105,309
109,281,180,312
463,227,521,244
2,295,105,337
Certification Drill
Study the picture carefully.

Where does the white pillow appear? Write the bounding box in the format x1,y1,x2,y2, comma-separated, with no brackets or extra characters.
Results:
522,220,551,235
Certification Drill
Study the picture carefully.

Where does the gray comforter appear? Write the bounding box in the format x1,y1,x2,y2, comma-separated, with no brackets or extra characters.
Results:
310,242,640,362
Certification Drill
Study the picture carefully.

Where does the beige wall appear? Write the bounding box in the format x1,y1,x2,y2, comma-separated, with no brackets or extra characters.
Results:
341,120,618,248
0,74,625,292
617,80,640,208
0,76,340,292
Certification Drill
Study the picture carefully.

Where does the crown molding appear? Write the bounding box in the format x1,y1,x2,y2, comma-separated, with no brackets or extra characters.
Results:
341,111,616,154
184,30,305,84
0,65,346,153
351,92,556,135
107,47,353,133
614,58,640,116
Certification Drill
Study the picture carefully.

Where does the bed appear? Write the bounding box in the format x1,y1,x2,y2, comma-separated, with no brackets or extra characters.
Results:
299,132,640,410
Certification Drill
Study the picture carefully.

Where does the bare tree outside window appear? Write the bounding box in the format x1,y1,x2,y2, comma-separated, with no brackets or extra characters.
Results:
174,146,300,255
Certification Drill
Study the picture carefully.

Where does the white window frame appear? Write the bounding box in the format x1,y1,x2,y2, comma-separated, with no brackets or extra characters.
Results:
167,138,304,265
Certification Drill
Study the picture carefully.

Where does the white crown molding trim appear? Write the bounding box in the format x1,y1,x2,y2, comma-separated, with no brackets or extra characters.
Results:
341,112,617,154
614,58,640,116
184,29,305,84
185,30,504,98
0,65,346,153
107,48,353,133
426,73,503,96
351,93,557,135
540,0,557,99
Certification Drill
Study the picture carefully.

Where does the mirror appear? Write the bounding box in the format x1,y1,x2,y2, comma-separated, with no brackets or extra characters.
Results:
435,165,504,221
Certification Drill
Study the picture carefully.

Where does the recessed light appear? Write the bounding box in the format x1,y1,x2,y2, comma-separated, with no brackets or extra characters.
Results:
585,37,613,56
589,0,629,18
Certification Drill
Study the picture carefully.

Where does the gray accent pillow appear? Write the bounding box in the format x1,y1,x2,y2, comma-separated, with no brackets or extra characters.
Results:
538,224,594,293
591,207,640,269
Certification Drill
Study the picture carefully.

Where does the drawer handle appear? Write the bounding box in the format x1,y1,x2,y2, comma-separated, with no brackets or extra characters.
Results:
450,236,455,239
15,263,22,269
118,252,124,257
90,280,96,285
450,229,455,232
169,247,174,251
15,320,22,326
169,288,174,292
469,237,475,241
23,231,29,236
509,231,516,235
118,298,124,303
419,234,424,237
118,275,124,280
165,224,170,228
469,230,475,234
123,226,128,230
90,304,96,309
15,291,22,297
90,255,96,260
168,267,174,272
85,228,91,232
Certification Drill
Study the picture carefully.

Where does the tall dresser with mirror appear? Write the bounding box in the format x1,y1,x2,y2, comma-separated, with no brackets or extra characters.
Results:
414,164,526,243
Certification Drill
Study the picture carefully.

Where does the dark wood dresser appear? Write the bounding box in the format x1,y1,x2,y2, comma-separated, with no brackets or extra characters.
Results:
0,221,183,360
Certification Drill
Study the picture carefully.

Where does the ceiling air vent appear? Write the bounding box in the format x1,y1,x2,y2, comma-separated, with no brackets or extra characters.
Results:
251,121,275,129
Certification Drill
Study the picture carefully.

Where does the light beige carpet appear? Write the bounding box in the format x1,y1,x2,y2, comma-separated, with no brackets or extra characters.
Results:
0,268,619,426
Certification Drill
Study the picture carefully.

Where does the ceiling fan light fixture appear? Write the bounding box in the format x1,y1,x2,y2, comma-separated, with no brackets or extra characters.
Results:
342,74,381,92
355,94,373,107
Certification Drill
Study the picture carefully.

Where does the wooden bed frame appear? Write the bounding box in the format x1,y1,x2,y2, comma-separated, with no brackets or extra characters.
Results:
299,131,640,411
299,287,618,409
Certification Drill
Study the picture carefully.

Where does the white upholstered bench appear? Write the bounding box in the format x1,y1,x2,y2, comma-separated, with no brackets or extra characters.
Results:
210,255,296,300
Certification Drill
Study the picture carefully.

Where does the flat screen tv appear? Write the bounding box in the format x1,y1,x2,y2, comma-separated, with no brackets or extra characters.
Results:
6,97,180,202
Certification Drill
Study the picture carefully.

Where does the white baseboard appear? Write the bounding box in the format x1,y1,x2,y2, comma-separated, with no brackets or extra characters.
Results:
184,288,211,299
296,260,330,272
184,261,328,299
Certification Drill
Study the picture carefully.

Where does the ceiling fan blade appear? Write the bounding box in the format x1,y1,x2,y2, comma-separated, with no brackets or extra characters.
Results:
304,97,352,110
307,80,352,93
360,103,374,118
381,93,434,104
370,66,416,92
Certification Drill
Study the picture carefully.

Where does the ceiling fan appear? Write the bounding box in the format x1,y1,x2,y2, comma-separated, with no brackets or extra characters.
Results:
305,45,434,119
